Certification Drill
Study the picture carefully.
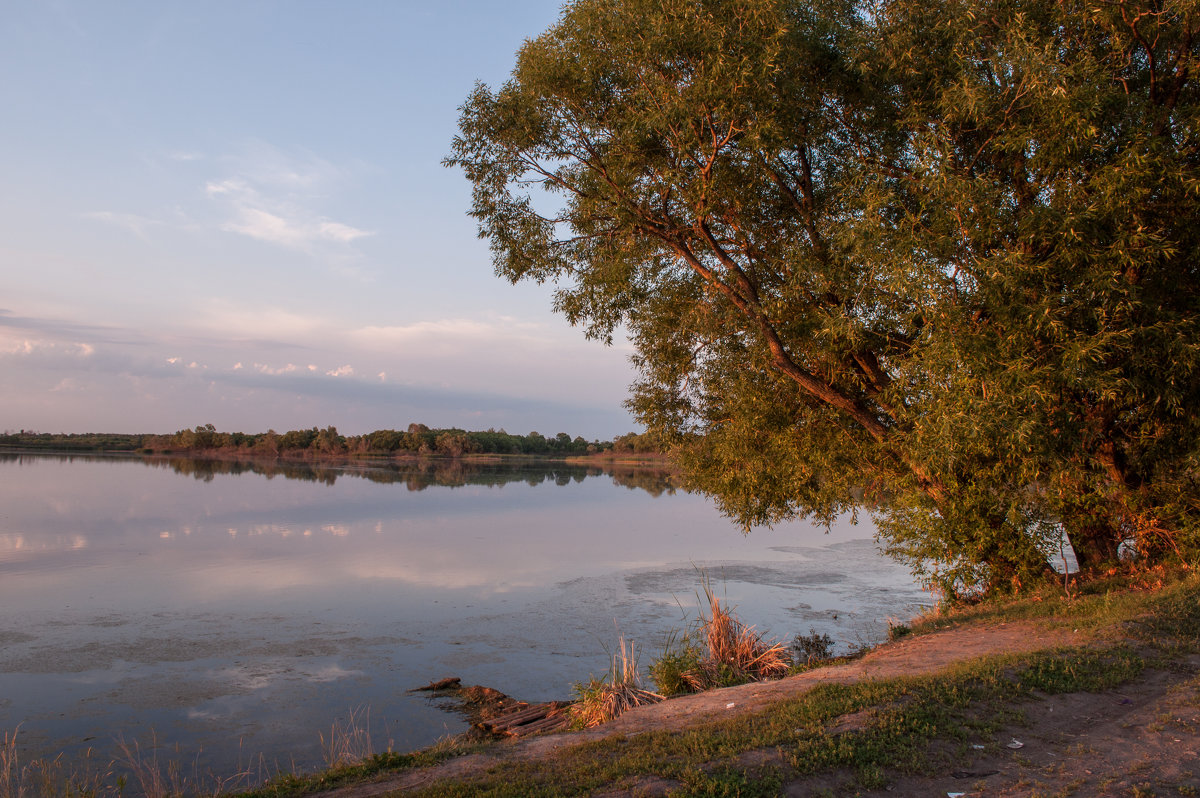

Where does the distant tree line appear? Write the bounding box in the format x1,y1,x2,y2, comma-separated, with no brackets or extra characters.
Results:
0,431,151,452
0,425,665,459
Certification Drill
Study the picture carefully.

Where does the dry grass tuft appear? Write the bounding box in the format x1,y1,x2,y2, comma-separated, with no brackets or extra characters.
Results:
686,583,791,689
114,735,191,798
650,581,793,695
570,637,663,728
2,728,116,798
320,705,379,768
114,734,262,798
1,729,17,798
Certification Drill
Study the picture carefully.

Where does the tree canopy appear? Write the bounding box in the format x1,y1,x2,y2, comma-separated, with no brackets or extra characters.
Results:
448,0,1200,595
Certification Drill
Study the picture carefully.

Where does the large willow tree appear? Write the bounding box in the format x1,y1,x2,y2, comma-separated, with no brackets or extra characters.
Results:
448,0,1200,595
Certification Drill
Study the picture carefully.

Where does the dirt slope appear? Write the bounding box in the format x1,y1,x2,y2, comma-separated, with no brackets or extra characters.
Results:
323,620,1199,797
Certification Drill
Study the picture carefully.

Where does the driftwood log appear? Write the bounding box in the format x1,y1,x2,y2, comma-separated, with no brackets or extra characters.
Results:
411,677,462,692
410,676,573,738
476,701,572,737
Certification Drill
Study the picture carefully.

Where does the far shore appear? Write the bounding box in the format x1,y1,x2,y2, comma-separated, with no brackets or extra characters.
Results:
0,444,675,468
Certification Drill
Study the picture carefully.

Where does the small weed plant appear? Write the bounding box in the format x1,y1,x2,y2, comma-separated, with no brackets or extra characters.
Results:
791,629,836,668
648,630,705,697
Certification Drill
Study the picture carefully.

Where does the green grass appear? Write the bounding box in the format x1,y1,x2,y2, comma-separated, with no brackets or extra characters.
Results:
905,566,1199,639
236,743,470,798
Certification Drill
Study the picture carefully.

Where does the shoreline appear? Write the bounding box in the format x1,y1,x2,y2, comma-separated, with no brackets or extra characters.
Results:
6,571,1198,796
0,445,675,468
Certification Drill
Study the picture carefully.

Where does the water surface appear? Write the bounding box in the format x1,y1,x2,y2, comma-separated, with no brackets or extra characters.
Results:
0,454,927,777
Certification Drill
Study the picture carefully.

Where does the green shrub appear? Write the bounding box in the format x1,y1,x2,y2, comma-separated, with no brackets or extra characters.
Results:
791,629,836,666
648,635,704,696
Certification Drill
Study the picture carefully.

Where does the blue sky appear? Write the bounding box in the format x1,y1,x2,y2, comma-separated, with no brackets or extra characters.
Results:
0,1,639,440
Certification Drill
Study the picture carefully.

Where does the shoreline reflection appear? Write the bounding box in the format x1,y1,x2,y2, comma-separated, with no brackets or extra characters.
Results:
0,451,680,494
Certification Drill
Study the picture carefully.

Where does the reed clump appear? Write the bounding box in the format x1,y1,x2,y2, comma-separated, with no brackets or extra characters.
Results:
319,705,379,768
1,728,119,798
570,638,662,728
650,583,791,696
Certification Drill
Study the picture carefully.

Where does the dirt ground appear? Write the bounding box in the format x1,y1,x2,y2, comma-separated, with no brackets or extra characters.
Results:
325,620,1200,797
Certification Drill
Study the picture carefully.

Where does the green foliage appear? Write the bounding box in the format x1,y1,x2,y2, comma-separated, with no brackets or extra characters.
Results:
449,0,1200,594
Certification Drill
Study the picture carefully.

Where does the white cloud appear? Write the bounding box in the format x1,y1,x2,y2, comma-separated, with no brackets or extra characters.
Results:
204,178,247,197
317,221,371,243
351,318,545,350
254,363,299,376
227,208,371,249
195,301,323,339
219,203,372,250
0,306,636,439
0,338,35,356
223,208,306,247
0,332,96,359
83,211,161,239
204,147,372,252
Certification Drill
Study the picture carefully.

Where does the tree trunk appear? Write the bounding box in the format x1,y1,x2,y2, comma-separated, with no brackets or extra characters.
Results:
974,515,1057,595
1066,519,1122,574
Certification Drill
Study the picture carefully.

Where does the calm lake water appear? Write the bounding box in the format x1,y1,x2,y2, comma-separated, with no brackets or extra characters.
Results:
0,453,928,779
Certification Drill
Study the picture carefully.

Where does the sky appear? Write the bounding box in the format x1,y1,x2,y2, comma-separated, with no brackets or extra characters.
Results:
0,0,641,440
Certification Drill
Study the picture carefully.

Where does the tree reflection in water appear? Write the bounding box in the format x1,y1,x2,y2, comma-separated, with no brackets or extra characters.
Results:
6,452,683,496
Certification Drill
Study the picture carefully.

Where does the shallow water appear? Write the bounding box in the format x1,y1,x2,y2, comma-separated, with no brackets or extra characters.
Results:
0,453,928,777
